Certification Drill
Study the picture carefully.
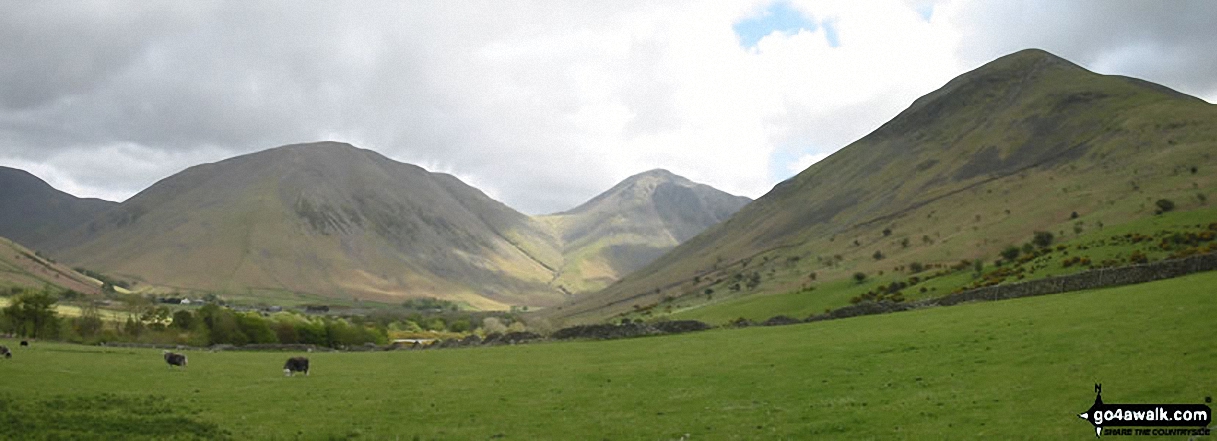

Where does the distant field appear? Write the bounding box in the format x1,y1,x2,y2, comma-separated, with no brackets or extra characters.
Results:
2,271,1214,439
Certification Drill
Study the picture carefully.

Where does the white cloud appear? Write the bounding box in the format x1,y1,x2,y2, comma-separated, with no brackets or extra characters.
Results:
788,152,830,175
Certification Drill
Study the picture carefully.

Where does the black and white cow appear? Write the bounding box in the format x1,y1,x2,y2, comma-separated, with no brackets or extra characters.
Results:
163,351,187,368
1,345,10,359
284,357,309,376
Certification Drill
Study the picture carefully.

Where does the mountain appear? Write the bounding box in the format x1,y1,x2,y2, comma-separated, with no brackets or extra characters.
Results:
48,142,565,309
550,48,1217,322
539,169,751,293
41,146,749,308
0,236,104,296
0,166,118,249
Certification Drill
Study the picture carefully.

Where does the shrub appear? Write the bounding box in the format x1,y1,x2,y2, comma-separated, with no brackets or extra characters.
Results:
872,250,885,260
1000,246,1021,261
853,272,867,284
1155,199,1175,213
1032,231,1055,248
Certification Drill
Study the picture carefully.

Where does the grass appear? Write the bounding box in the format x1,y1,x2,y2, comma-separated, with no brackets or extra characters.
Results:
2,271,1214,439
664,207,1217,324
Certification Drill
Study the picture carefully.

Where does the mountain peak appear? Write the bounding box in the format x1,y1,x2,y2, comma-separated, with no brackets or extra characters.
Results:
632,168,677,179
0,166,118,248
540,169,751,293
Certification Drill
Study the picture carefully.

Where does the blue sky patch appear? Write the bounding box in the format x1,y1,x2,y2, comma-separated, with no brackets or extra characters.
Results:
915,4,934,21
734,2,817,48
821,18,840,47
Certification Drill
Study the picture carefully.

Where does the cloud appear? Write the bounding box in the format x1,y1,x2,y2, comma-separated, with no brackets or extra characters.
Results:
788,152,830,174
0,1,1212,214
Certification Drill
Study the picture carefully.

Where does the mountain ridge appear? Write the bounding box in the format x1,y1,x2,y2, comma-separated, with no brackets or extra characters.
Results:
550,48,1217,322
19,142,747,308
0,166,118,250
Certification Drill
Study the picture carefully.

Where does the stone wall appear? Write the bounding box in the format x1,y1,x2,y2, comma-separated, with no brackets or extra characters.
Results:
930,252,1217,307
806,252,1217,323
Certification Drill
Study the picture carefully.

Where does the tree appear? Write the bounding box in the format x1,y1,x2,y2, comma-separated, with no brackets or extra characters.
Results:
424,318,447,332
140,306,172,330
3,291,60,338
481,317,507,334
236,313,278,344
1032,231,1055,248
273,320,300,344
172,310,195,330
74,303,104,338
206,308,249,345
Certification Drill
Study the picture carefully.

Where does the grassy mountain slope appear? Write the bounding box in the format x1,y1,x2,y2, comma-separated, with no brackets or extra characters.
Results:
552,48,1217,323
48,142,564,309
23,144,746,309
539,169,750,293
0,236,103,295
0,166,118,249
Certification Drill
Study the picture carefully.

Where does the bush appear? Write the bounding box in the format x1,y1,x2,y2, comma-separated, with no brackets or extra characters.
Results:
872,250,885,260
853,272,867,284
1155,199,1176,213
1000,246,1021,261
1032,231,1055,248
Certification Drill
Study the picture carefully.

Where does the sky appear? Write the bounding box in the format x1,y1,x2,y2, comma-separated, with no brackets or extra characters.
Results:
2,1,1215,214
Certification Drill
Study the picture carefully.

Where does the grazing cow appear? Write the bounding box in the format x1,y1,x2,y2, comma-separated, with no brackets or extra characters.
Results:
283,357,309,376
163,351,187,368
1,346,10,359
19,340,29,347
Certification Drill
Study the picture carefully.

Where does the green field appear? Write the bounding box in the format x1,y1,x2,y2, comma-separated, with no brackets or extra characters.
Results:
2,271,1215,439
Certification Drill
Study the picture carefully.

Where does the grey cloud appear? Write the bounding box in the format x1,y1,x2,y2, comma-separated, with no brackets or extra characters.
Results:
947,0,1217,101
1,1,1213,215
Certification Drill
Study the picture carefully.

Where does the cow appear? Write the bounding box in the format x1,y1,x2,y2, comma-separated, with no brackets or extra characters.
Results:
1,345,11,359
19,340,28,347
163,351,187,368
283,357,309,376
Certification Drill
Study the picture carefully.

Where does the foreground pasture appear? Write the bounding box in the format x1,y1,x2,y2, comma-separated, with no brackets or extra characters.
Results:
2,271,1215,439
